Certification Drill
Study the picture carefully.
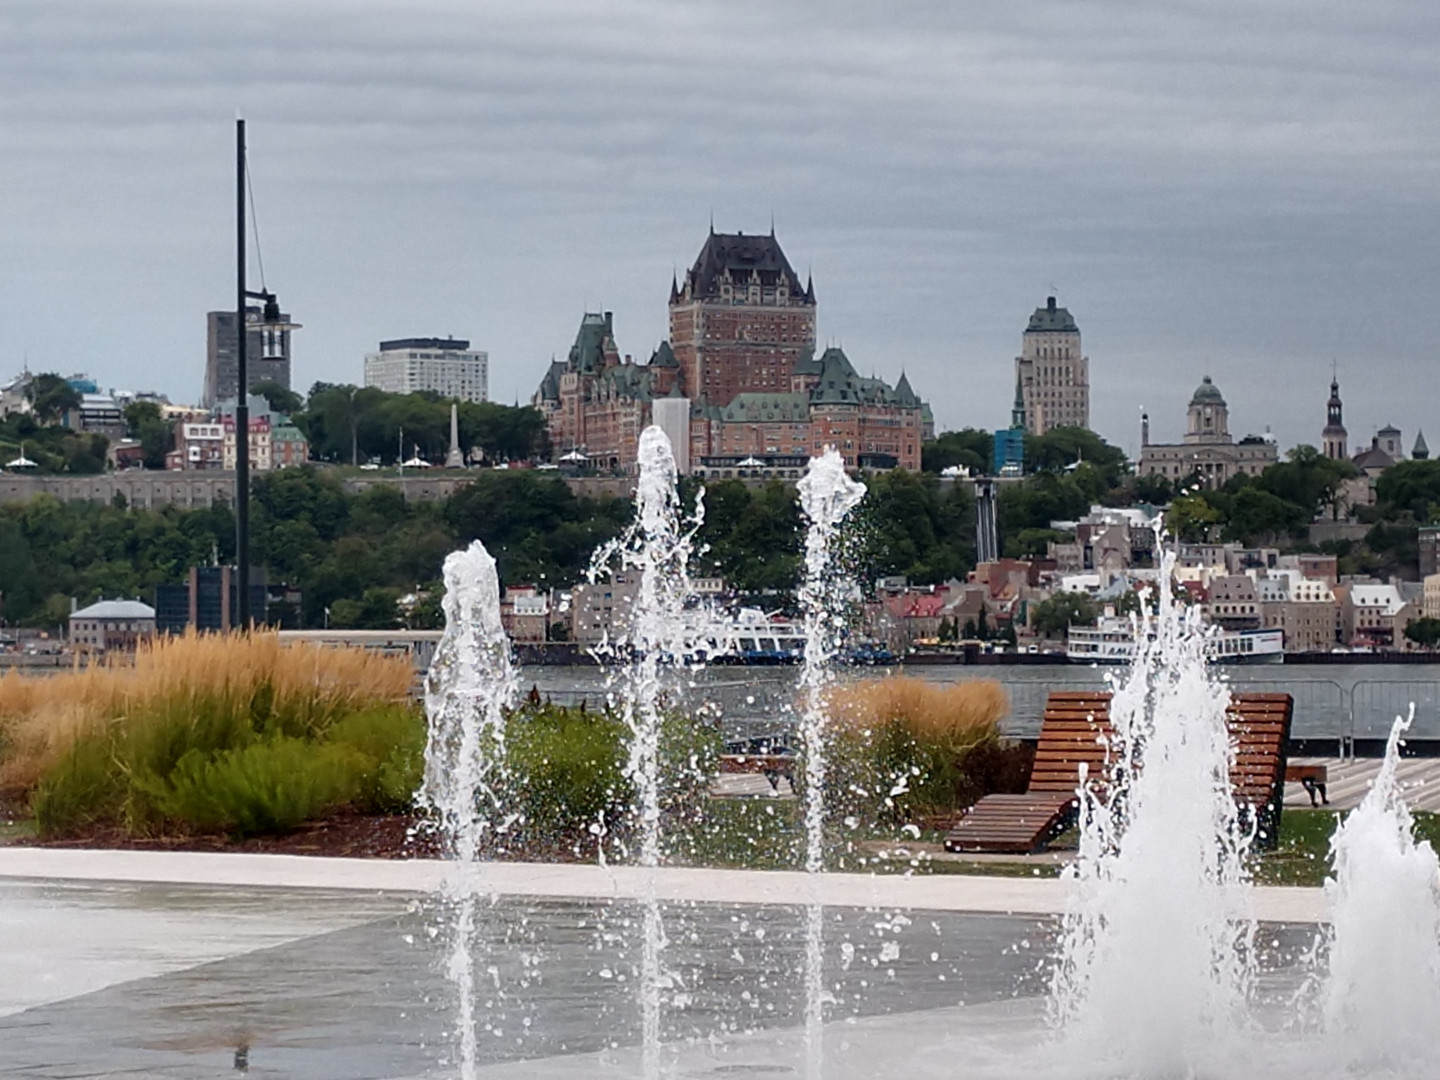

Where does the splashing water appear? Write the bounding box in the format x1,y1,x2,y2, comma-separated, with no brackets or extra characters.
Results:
420,540,518,1080
1322,705,1440,1070
1048,540,1255,1078
795,448,866,1080
589,425,703,1080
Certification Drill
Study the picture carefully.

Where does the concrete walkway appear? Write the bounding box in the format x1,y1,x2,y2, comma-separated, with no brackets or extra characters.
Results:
1285,756,1440,812
0,847,1329,922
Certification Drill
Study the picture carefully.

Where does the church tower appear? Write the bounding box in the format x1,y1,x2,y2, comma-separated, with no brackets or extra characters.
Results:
1322,375,1347,461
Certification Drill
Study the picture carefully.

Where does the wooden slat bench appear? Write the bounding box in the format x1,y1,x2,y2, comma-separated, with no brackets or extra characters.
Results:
718,753,795,792
944,690,1294,854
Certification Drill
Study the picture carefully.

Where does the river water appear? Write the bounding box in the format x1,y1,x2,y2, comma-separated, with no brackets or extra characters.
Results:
516,663,1440,747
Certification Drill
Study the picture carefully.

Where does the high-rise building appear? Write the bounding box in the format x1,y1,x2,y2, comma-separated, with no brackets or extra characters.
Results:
1014,296,1089,435
1322,375,1348,461
668,228,816,407
203,304,300,407
363,337,489,402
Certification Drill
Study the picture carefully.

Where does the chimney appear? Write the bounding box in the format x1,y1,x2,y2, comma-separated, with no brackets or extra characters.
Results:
1047,296,1057,313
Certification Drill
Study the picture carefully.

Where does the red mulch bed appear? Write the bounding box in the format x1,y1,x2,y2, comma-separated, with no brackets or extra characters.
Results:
5,806,603,863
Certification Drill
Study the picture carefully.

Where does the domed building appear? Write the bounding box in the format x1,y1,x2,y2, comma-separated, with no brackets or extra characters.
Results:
1137,376,1278,488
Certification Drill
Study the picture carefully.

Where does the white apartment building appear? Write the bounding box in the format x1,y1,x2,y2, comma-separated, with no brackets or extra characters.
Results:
364,337,488,402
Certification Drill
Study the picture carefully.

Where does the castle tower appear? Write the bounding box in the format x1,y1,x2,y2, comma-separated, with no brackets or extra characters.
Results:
1322,375,1348,461
668,228,816,407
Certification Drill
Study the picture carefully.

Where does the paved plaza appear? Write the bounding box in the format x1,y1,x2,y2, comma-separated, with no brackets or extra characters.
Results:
0,851,1328,1078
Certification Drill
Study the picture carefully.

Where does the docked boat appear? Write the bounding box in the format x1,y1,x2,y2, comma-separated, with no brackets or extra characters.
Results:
700,608,806,665
1066,618,1284,664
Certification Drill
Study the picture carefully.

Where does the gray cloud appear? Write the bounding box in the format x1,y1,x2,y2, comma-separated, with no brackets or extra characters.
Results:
2,0,1439,454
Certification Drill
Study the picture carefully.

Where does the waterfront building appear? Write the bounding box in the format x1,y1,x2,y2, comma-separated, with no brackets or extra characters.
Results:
203,304,300,408
1015,296,1089,435
1136,376,1278,488
364,337,488,402
68,599,156,654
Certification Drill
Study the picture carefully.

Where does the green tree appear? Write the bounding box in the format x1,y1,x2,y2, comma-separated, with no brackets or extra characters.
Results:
1405,617,1440,649
922,429,992,475
123,401,174,469
26,374,81,424
1026,427,1129,488
1029,591,1099,637
251,380,305,417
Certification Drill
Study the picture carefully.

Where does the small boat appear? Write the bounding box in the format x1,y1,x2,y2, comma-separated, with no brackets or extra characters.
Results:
1066,618,1284,664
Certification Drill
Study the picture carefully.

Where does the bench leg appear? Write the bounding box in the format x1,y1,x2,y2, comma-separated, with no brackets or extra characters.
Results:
1301,778,1319,808
1317,782,1329,806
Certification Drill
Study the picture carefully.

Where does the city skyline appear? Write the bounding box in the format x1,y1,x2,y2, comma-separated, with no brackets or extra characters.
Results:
3,2,1439,458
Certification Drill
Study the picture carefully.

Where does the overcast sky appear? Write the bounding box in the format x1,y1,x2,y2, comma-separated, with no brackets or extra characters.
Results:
4,0,1439,458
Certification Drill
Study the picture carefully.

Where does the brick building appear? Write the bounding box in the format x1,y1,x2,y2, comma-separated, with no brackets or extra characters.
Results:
534,228,926,473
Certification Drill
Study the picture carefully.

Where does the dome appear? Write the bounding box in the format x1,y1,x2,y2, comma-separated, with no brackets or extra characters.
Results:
1190,376,1226,407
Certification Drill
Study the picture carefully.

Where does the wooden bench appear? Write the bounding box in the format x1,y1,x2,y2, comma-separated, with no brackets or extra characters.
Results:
718,753,795,792
944,690,1112,855
944,690,1294,854
1285,763,1329,806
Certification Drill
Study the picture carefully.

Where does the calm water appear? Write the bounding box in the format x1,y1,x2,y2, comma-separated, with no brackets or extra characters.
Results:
517,663,1440,745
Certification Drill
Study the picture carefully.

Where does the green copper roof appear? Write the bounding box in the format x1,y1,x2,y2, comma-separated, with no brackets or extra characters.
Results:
722,392,810,423
1190,375,1226,406
810,347,862,404
1025,296,1078,333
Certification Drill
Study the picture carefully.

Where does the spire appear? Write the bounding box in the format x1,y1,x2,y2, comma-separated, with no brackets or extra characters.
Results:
1011,370,1026,431
1416,430,1430,460
670,271,680,304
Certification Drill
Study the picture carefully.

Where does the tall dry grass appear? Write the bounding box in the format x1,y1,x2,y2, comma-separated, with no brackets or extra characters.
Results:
823,676,1010,819
0,631,414,795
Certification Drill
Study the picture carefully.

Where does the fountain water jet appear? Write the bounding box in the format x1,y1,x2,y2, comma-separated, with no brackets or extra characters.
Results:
1048,540,1255,1078
589,425,703,1080
1322,705,1440,1070
795,448,866,1080
420,540,518,1080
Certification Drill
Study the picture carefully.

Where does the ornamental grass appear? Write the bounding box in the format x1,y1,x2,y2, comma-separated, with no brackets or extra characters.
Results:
0,631,417,838
823,675,1012,821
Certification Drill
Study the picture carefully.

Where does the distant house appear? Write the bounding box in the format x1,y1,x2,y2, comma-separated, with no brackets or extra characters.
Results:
68,599,156,654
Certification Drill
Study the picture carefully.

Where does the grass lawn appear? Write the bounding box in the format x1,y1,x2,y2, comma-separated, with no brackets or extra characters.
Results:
1251,809,1440,887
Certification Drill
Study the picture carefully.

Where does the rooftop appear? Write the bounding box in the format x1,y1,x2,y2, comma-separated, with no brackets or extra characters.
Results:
682,230,808,301
1025,296,1078,333
377,337,472,352
70,599,156,621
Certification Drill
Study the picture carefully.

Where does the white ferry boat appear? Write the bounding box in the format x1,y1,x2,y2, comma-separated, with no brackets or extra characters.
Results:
1066,619,1284,664
701,608,806,665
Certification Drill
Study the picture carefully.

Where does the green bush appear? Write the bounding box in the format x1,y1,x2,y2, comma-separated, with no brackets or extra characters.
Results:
501,702,721,852
139,739,366,837
324,705,427,814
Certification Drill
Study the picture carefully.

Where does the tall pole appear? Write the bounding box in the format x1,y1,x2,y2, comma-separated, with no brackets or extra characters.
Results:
235,117,251,630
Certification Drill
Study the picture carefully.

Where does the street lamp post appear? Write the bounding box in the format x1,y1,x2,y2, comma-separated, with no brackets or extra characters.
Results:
235,116,284,631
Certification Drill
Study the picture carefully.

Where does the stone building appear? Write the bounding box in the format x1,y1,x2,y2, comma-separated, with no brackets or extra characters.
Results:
1137,376,1278,487
1322,375,1348,461
1015,296,1089,434
68,599,156,654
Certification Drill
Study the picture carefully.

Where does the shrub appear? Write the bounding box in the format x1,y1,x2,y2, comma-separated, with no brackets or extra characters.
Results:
823,676,1008,822
501,702,722,854
324,705,428,815
16,632,415,838
138,739,367,837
